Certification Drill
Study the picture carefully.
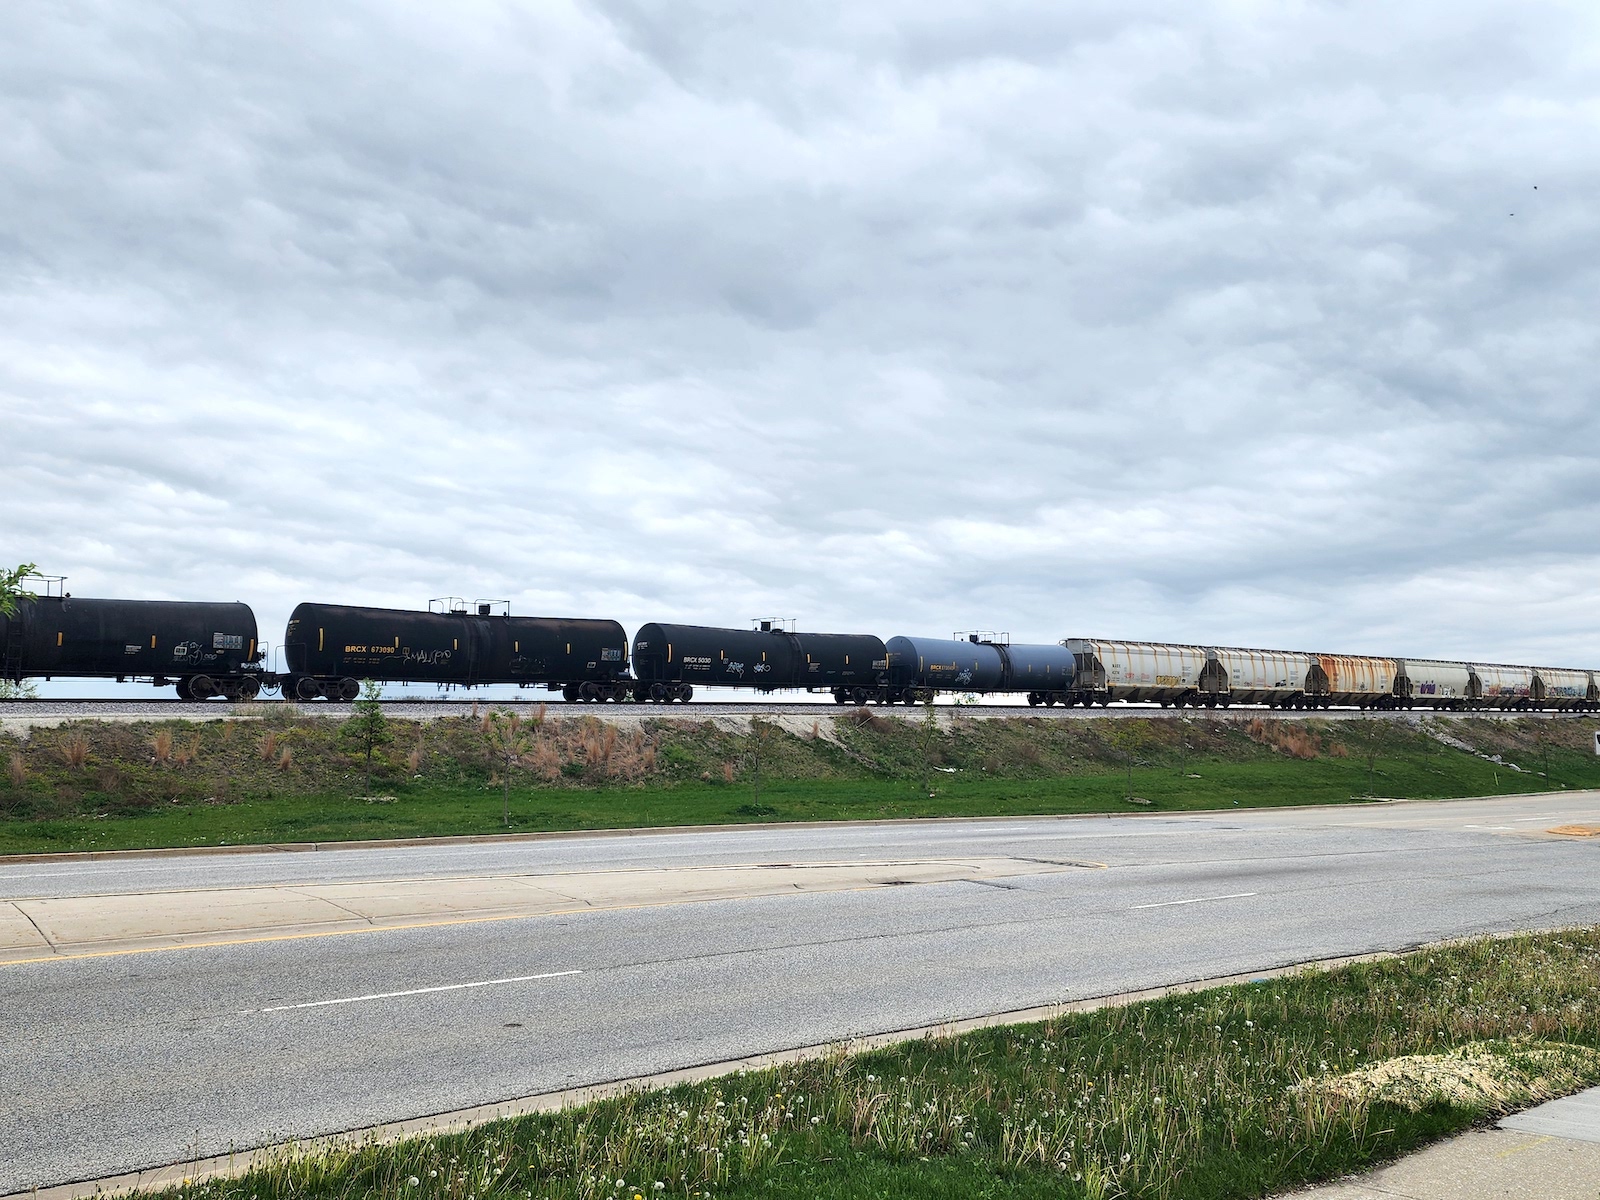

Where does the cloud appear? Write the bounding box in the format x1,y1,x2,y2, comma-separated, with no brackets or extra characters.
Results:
3,0,1598,694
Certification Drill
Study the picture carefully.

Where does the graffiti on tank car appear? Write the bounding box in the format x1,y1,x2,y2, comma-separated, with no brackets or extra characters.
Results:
404,649,452,666
754,662,770,673
1155,675,1180,686
724,661,746,677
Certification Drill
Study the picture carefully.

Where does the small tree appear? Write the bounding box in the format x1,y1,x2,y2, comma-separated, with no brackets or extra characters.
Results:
1,563,39,699
920,689,940,797
0,562,38,619
484,708,535,827
344,679,391,795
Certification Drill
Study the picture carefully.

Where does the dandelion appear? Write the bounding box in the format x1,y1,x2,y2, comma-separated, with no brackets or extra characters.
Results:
407,1178,420,1188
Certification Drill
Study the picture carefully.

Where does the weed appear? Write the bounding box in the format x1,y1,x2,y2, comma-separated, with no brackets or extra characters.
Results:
277,746,294,772
406,746,423,774
172,733,201,768
722,761,736,784
152,729,172,764
260,731,279,762
6,751,23,790
59,733,89,769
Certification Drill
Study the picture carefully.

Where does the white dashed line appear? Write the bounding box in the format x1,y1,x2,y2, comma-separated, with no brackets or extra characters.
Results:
254,970,582,1013
1132,891,1258,910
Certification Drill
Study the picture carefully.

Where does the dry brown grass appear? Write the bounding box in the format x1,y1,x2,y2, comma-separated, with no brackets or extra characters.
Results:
406,746,423,774
152,729,173,764
60,732,90,769
8,751,27,789
173,733,201,768
528,739,563,781
1245,718,1324,760
277,746,294,771
260,731,279,762
722,761,736,783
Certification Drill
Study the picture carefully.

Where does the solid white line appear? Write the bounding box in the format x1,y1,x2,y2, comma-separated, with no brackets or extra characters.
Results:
1132,891,1258,910
256,970,582,1013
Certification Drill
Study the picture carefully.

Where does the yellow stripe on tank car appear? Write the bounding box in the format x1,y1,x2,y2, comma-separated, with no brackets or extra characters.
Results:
319,628,324,652
150,635,156,649
57,632,63,646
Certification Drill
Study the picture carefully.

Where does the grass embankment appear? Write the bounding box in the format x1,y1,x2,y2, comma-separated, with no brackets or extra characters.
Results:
1,708,1596,855
142,929,1600,1200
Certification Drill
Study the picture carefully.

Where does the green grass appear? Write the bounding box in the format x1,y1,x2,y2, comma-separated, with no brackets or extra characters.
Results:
2,711,1597,855
137,929,1600,1200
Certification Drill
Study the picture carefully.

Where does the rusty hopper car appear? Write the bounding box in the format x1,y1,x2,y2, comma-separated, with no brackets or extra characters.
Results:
630,621,886,703
1313,654,1398,708
281,601,630,701
0,594,262,699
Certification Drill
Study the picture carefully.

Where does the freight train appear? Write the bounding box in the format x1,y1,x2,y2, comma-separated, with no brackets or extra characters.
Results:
2,580,1596,711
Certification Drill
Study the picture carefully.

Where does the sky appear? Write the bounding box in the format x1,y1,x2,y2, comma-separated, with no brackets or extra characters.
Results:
5,0,1600,696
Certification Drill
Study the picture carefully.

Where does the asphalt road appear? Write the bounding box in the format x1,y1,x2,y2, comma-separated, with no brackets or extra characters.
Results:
5,795,1600,1194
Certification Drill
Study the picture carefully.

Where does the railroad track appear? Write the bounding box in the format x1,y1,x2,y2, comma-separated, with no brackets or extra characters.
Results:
1,698,1592,720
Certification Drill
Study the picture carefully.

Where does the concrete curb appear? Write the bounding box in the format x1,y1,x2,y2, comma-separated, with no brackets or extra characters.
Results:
13,944,1425,1200
4,787,1593,867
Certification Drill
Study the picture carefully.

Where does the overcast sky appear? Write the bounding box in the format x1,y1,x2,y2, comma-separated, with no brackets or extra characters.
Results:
5,0,1599,684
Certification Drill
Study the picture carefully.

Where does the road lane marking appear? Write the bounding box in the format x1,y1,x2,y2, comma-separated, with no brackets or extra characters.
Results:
1132,891,1258,910
254,970,582,1013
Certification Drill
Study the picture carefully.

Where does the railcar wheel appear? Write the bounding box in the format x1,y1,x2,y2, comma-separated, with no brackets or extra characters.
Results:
851,687,869,706
675,684,694,703
235,677,260,701
334,677,359,702
189,675,218,701
561,684,577,702
175,677,193,701
294,677,322,701
833,689,849,705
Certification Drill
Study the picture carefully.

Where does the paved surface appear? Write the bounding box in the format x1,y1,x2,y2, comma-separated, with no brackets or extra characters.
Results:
1286,1086,1600,1198
1502,1084,1600,1145
4,794,1600,1195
